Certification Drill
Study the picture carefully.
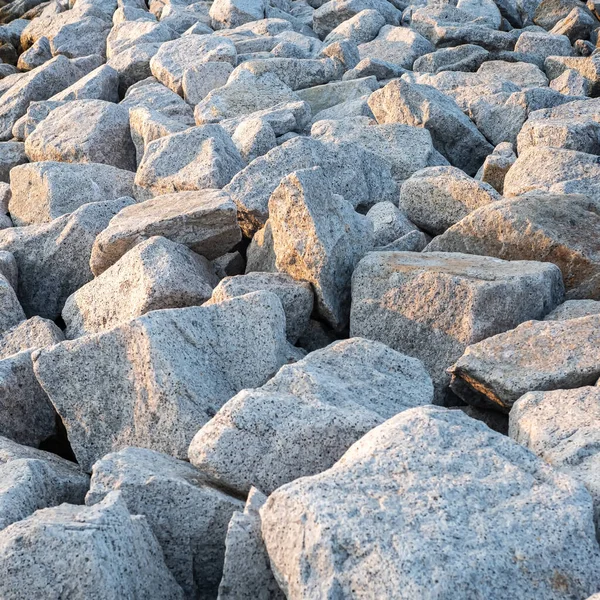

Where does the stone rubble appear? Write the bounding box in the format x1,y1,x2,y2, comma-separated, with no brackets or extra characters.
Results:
0,0,599,597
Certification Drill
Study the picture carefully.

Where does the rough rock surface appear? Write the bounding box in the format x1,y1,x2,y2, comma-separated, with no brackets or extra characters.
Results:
0,0,598,596
86,447,243,599
188,338,433,494
261,406,600,600
33,291,294,471
351,252,564,400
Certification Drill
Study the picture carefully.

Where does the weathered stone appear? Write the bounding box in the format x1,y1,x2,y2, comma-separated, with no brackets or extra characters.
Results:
50,64,120,102
0,197,134,319
503,147,600,197
0,458,88,531
208,272,313,342
551,68,592,96
91,190,241,276
514,31,574,61
449,314,600,410
49,15,111,59
33,291,293,471
544,299,600,320
150,34,237,95
24,100,136,172
218,488,284,600
0,55,82,141
365,201,417,247
261,406,600,600
269,167,372,330
368,78,493,176
86,447,243,599
350,252,564,401
210,0,267,29
400,166,500,235
9,161,135,226
324,9,385,45
189,337,433,494
246,221,276,273
474,141,515,194
0,317,63,360
194,71,300,125
0,142,26,184
134,125,244,199
182,62,234,105
16,36,51,71
413,44,489,74
64,236,218,338
426,193,600,300
510,386,600,530
231,117,277,163
225,136,396,236
0,492,185,599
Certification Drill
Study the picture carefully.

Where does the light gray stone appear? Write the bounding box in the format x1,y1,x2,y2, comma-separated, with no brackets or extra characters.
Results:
64,236,218,338
365,201,417,247
551,68,592,96
9,161,135,226
33,291,294,471
350,252,564,401
150,34,237,95
231,117,277,163
134,125,244,199
0,197,134,319
0,458,88,531
49,15,111,59
413,44,489,74
368,78,493,176
0,142,26,185
49,64,120,102
544,299,600,320
195,70,301,124
261,405,600,600
474,141,515,194
217,488,284,600
449,313,600,410
514,31,574,61
0,317,63,360
91,190,241,276
210,0,267,28
510,386,600,530
189,337,433,495
24,100,136,172
400,166,501,235
17,36,52,71
225,136,396,236
246,221,276,273
269,167,372,330
0,492,185,599
323,9,385,45
182,62,234,105
0,55,82,141
426,194,600,300
208,272,313,342
86,447,243,599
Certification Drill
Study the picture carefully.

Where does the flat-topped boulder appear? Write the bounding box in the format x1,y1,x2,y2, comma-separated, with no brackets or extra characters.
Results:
351,251,564,401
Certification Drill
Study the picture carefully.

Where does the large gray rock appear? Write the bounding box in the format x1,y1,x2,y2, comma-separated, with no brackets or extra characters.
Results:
0,142,27,184
90,190,241,276
269,167,372,330
400,166,501,235
544,299,600,321
208,272,313,342
194,70,301,125
368,78,493,176
134,125,245,199
358,24,434,70
9,161,135,226
0,276,24,335
504,146,600,197
261,406,600,600
0,317,63,359
150,34,237,95
365,201,418,247
86,447,243,599
413,44,490,74
24,100,136,172
210,0,267,28
350,252,564,401
426,194,600,300
0,55,82,141
0,458,88,531
224,136,396,236
64,236,219,338
49,64,120,102
218,488,284,600
33,291,294,471
0,492,184,599
510,386,600,531
0,197,134,319
449,314,600,410
310,116,447,183
324,9,385,45
189,337,433,495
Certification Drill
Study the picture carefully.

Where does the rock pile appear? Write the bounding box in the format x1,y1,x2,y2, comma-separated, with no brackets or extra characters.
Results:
0,0,598,598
